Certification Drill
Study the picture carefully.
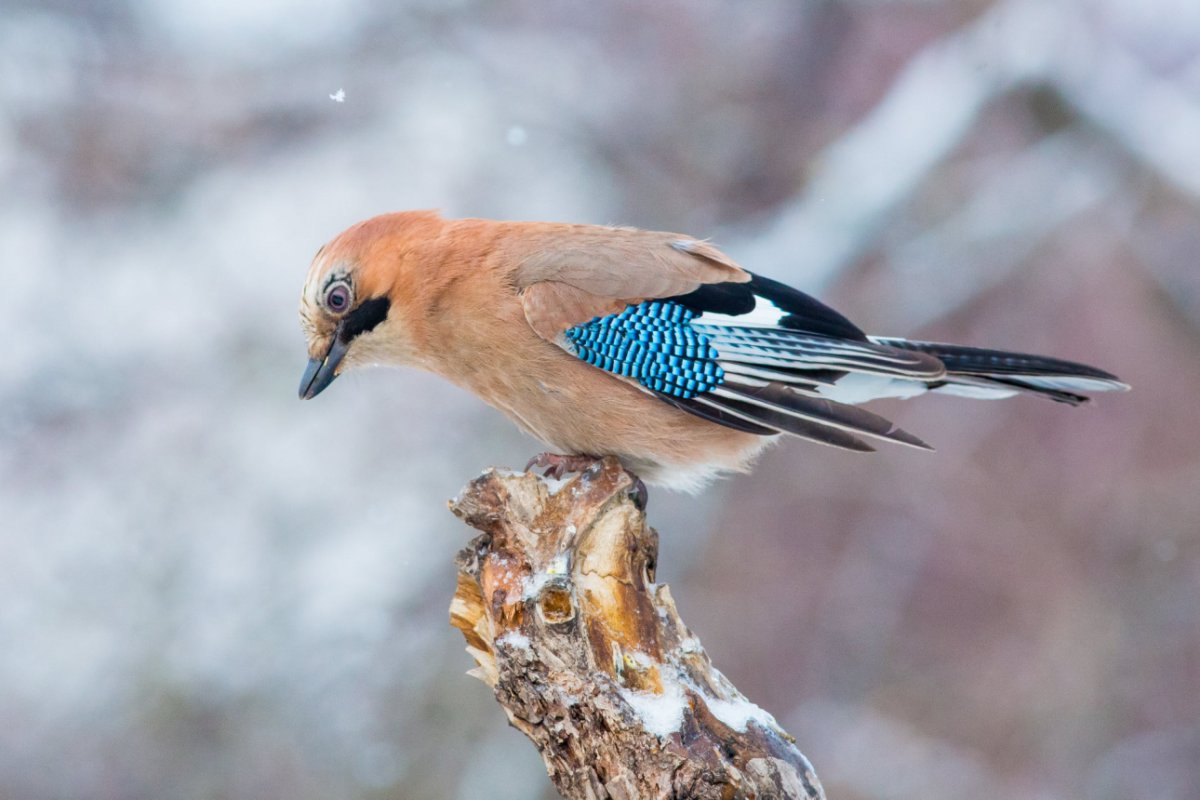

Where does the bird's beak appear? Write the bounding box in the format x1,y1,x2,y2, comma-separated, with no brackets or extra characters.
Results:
299,332,350,399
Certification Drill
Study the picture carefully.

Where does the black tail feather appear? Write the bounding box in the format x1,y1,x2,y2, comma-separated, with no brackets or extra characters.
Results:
874,338,1124,382
872,338,1128,405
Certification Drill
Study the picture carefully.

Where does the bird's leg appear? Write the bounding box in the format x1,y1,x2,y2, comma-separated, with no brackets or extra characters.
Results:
524,452,603,480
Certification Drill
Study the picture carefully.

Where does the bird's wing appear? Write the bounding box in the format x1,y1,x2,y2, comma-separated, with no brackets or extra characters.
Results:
567,276,940,451
513,226,749,295
512,226,749,338
512,228,940,452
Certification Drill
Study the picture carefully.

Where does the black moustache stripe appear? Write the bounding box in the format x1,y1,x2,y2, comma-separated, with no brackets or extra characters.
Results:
339,296,391,342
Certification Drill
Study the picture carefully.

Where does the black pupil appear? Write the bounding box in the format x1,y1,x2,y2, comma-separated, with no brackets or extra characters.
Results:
328,287,347,309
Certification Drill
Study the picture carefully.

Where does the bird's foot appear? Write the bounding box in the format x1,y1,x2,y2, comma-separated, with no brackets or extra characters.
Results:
524,452,603,481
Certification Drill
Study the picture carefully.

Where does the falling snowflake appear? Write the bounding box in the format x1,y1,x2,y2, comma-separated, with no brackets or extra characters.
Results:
329,88,345,103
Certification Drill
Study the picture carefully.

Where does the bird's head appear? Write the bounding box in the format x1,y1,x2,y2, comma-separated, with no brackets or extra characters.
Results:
297,211,442,399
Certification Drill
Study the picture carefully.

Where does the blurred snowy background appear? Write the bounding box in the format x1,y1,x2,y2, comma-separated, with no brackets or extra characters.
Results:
2,0,1198,798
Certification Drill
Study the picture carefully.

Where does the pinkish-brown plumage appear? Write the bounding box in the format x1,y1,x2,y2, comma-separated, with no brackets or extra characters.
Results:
299,212,765,489
298,211,1127,490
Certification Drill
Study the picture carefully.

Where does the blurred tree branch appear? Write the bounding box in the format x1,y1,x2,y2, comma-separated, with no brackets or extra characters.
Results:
448,459,824,800
729,0,1200,308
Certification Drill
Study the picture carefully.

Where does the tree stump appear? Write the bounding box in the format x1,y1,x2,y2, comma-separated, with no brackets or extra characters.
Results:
448,457,825,800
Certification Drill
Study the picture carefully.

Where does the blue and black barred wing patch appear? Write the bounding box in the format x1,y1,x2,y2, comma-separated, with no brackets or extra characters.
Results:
562,298,930,451
564,301,724,400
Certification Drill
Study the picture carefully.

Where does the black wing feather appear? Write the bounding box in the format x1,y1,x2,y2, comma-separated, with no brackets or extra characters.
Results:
695,393,876,452
714,383,932,450
659,395,780,435
668,272,869,341
654,273,929,450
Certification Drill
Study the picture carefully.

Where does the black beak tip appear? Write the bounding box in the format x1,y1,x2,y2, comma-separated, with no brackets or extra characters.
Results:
300,330,353,400
299,336,350,399
299,357,327,400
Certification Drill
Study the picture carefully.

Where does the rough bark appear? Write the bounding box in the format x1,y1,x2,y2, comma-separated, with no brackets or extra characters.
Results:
448,457,825,800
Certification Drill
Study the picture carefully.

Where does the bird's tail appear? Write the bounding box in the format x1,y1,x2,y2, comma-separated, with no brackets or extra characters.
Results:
871,338,1130,406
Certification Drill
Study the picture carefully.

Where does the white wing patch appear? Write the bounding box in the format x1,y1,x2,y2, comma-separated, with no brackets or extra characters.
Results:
815,374,930,404
693,295,789,328
930,383,1020,400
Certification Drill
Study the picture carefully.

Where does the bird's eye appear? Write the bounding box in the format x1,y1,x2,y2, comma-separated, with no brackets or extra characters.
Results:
324,282,352,313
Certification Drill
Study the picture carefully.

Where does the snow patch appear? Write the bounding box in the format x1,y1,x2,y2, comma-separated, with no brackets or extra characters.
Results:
486,467,524,478
523,554,569,599
703,695,778,733
541,475,571,494
620,680,687,738
522,572,550,599
496,631,532,652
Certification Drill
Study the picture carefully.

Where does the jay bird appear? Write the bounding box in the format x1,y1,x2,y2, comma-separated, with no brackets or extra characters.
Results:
298,211,1127,491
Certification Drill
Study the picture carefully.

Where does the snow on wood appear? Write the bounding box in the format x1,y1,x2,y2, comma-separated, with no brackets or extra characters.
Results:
448,458,825,800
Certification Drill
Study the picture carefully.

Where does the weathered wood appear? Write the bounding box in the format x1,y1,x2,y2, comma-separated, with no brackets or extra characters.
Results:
448,457,825,800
